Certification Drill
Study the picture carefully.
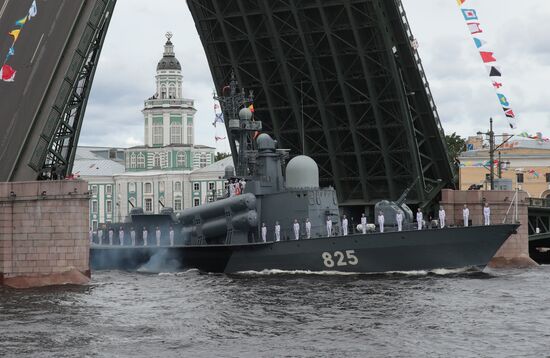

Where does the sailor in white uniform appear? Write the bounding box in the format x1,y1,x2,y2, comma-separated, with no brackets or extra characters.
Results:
293,219,300,240
378,211,385,233
360,213,367,234
396,210,403,232
342,215,348,236
130,227,136,246
326,216,332,237
98,228,104,245
416,208,423,230
89,228,94,245
169,226,175,246
118,227,125,246
483,203,491,226
261,223,267,242
155,226,161,246
439,206,446,228
463,204,470,227
108,228,114,245
305,218,312,239
142,227,148,246
274,221,281,242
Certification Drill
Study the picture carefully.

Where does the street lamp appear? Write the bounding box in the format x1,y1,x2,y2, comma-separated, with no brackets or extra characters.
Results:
477,118,514,190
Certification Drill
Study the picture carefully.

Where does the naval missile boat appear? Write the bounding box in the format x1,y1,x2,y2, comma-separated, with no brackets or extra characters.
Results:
90,78,518,273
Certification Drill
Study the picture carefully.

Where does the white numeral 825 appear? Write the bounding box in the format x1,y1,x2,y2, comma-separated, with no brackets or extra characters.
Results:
321,250,358,268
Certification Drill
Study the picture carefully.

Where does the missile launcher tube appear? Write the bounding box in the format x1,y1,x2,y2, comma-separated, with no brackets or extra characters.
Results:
193,210,258,238
178,193,256,225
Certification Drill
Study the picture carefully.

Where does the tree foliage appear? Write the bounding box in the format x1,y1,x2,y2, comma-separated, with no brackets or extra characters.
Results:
445,132,466,163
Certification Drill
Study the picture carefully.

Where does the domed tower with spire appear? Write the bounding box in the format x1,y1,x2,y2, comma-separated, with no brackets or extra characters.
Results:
143,32,197,148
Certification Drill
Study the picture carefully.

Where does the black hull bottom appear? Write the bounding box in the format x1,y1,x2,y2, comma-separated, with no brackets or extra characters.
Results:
90,224,518,273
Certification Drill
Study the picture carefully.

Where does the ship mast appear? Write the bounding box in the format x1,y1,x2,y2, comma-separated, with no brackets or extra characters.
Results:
214,72,260,177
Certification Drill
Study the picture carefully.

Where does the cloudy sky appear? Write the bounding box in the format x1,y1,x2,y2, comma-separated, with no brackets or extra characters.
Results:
81,0,550,151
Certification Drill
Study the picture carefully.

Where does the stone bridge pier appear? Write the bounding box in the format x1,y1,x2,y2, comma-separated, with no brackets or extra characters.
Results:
440,189,537,268
0,180,90,288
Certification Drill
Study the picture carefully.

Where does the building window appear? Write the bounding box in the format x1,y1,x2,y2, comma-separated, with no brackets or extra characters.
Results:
130,153,136,169
161,85,167,99
129,182,136,193
106,185,112,195
106,200,112,214
187,122,193,144
170,122,182,144
169,85,176,99
129,197,136,209
153,123,163,146
208,182,215,191
91,200,98,213
193,198,200,207
137,153,145,168
193,183,200,191
174,198,182,211
145,182,152,194
92,185,98,195
154,154,161,168
176,151,185,167
200,153,208,168
175,181,182,192
145,198,153,212
92,220,98,231
517,173,524,183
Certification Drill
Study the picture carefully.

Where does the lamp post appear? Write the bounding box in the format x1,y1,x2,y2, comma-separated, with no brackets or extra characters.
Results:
477,118,514,190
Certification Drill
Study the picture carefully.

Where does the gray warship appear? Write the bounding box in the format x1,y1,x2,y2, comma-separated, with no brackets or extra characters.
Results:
91,78,518,273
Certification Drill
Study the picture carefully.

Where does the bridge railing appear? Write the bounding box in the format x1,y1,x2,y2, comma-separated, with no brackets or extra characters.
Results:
528,198,550,208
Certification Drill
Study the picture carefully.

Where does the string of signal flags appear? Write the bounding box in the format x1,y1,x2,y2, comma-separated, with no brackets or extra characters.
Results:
456,0,517,129
1,1,38,82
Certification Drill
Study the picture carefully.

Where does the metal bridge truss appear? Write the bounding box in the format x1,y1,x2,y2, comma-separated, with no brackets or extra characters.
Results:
188,0,455,206
28,0,116,179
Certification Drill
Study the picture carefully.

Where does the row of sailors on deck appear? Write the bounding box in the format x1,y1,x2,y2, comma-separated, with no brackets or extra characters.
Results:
260,203,493,241
90,226,176,246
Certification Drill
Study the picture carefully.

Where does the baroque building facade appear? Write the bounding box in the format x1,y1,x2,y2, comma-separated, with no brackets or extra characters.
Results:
75,34,229,229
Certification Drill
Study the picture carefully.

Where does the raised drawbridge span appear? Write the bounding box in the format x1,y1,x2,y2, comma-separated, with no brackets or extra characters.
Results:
0,0,454,208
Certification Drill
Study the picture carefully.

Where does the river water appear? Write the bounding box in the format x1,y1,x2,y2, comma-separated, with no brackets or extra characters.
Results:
1,266,550,357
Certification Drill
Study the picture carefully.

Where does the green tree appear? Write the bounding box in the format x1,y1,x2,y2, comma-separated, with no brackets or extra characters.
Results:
445,132,466,163
215,152,232,162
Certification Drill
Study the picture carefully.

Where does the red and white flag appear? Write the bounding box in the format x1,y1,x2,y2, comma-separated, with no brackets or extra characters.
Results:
0,64,16,82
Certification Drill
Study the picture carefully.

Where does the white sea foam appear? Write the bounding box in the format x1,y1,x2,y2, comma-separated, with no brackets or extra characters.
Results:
234,266,478,277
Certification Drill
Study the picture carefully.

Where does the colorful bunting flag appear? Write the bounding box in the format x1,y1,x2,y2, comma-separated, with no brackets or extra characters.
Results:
248,104,255,113
480,51,497,63
461,9,478,21
467,22,483,34
8,29,20,42
492,81,502,89
473,38,487,48
212,112,224,127
456,0,466,5
15,16,28,27
1,64,16,82
215,136,226,142
28,1,37,19
497,94,509,107
486,66,502,77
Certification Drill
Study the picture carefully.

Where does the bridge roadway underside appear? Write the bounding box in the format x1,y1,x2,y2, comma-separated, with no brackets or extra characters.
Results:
188,0,455,207
0,0,114,182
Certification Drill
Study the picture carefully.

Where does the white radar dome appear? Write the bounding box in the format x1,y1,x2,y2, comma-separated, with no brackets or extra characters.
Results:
286,155,319,189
